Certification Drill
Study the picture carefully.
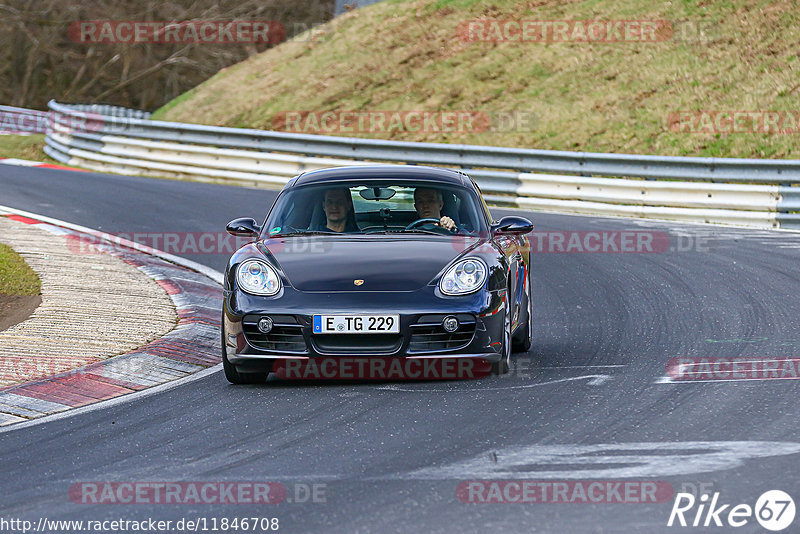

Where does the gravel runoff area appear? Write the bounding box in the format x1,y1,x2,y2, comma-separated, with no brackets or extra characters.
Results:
0,215,177,388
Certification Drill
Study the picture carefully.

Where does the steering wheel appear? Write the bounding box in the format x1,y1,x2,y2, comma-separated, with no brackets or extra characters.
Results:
404,218,454,233
405,218,442,230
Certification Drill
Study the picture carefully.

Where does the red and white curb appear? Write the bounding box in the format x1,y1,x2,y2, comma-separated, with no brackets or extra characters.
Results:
0,156,83,172
0,206,223,427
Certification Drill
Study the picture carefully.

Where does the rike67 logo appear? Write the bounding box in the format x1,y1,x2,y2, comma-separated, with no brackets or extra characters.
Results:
668,490,795,531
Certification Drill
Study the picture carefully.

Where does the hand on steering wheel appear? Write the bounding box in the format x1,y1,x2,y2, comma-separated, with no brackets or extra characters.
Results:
405,217,456,233
405,218,441,231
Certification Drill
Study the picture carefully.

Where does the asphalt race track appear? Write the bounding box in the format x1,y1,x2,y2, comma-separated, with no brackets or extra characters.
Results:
2,165,800,533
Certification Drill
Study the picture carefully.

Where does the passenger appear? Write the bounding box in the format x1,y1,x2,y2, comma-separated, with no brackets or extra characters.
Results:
413,188,456,231
320,187,359,233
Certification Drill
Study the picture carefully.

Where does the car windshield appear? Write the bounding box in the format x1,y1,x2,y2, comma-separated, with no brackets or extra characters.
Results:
263,180,489,236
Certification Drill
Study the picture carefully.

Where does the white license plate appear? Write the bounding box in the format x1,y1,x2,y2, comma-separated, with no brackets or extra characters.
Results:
313,314,400,334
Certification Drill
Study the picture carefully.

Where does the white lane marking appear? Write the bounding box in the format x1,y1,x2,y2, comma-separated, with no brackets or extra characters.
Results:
0,205,226,433
0,158,43,167
587,375,611,385
375,374,612,392
0,364,222,435
397,441,800,480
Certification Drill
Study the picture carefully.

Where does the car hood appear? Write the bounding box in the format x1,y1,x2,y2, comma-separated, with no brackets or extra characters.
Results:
260,235,483,292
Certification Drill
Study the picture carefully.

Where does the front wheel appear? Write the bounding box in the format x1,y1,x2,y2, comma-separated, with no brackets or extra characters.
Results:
512,273,532,353
491,296,512,375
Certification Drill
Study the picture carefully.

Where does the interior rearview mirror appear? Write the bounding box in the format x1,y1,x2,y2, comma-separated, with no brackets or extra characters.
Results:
359,187,396,201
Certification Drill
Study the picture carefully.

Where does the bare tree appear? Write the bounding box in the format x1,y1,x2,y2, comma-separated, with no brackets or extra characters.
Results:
0,0,335,109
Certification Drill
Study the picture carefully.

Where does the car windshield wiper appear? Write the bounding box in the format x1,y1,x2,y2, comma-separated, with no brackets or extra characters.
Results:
268,230,333,238
400,229,448,236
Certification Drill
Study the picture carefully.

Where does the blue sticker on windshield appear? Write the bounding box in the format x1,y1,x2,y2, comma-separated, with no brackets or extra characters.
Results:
270,227,281,235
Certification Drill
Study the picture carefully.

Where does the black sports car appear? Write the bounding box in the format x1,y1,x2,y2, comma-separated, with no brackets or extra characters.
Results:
221,165,533,384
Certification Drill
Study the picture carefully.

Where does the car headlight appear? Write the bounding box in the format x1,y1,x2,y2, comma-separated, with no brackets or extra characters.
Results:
236,260,281,296
439,258,487,295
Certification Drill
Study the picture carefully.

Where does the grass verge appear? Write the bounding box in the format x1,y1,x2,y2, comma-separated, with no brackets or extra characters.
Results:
0,135,50,162
0,242,41,296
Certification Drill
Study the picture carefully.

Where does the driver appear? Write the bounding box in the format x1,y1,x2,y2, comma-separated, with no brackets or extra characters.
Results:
413,188,457,231
320,187,359,233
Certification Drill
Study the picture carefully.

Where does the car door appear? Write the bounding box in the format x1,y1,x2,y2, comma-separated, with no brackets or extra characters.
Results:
505,233,525,330
472,177,524,328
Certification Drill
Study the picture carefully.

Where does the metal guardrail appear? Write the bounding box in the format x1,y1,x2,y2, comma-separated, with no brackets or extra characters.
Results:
48,103,152,120
0,105,49,135
1,104,150,135
35,101,800,230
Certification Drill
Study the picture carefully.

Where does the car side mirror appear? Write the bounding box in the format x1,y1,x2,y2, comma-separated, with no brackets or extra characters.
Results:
226,217,261,238
492,216,534,235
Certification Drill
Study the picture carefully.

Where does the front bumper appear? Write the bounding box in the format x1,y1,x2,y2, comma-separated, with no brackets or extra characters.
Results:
222,285,507,371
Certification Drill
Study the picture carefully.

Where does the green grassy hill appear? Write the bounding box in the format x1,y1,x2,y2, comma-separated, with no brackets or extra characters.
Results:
154,0,800,158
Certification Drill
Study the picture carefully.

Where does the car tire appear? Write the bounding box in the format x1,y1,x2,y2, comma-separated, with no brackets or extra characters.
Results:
221,310,269,385
512,273,533,353
491,292,512,375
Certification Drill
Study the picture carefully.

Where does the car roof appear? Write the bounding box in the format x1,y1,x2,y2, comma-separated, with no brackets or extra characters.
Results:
289,165,472,188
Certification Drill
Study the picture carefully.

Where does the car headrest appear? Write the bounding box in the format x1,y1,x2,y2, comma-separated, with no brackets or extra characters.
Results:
458,200,476,231
441,191,460,225
308,197,325,230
